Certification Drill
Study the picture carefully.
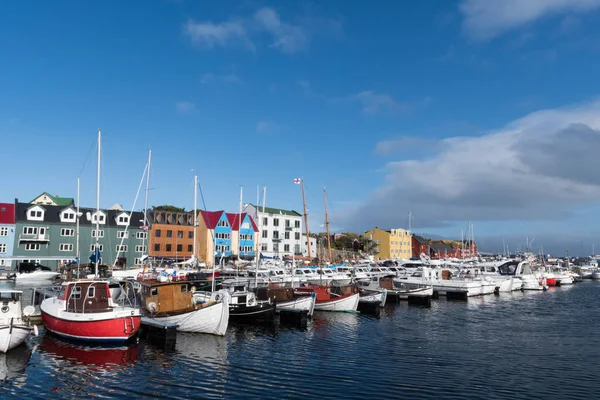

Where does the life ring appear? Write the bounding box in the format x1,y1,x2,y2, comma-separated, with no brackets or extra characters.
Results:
214,293,221,302
191,286,196,292
1,306,8,313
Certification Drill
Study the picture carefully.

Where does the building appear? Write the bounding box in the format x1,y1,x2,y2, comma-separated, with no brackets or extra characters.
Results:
0,203,16,271
363,227,412,260
226,212,258,260
429,242,459,259
148,210,196,261
243,204,303,258
30,192,74,207
197,210,231,266
411,235,429,258
302,234,318,260
12,201,146,270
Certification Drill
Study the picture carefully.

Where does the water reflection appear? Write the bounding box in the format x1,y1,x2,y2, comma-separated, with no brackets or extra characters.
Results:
0,344,30,382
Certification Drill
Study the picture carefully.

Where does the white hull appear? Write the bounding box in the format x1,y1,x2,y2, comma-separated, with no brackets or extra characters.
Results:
359,290,387,307
0,324,33,353
314,293,359,312
395,286,434,299
14,271,61,284
150,300,229,336
433,280,496,296
593,272,600,280
276,296,316,317
111,268,145,280
495,277,522,293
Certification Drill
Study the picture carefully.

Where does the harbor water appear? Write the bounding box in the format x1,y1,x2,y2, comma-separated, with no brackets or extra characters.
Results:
1,282,598,399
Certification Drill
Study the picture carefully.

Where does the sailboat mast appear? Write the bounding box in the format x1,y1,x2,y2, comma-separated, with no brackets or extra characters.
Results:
95,129,101,278
323,188,332,263
255,186,266,289
143,150,151,255
76,177,80,269
301,178,311,261
193,174,198,262
238,186,243,261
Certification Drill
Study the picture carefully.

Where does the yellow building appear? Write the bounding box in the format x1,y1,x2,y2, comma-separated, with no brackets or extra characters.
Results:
364,227,412,260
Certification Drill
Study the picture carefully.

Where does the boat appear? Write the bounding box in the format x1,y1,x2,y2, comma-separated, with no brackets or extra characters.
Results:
41,280,141,342
40,130,141,343
359,289,387,307
228,287,276,322
9,262,61,285
139,278,229,336
254,286,316,316
295,284,360,312
361,275,433,300
0,290,38,352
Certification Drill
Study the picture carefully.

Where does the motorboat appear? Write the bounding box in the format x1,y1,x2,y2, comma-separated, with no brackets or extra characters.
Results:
295,284,360,312
9,263,61,285
0,290,38,352
254,286,316,316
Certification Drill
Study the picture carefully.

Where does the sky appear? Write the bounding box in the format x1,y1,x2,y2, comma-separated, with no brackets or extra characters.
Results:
3,0,600,256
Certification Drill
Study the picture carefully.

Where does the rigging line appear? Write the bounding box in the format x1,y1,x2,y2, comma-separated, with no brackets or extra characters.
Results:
78,136,98,177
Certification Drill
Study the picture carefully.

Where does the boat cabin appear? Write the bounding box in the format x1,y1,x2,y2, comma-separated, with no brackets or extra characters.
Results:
497,260,522,276
0,290,24,320
57,281,113,313
140,281,195,315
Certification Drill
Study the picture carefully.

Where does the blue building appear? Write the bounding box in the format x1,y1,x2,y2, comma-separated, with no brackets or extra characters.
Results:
227,212,258,260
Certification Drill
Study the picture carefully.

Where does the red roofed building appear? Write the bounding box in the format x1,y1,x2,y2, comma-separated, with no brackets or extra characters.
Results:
226,212,259,259
0,203,16,270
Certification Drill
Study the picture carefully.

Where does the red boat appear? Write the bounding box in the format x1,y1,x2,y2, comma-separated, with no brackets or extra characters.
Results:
41,281,141,343
295,284,359,312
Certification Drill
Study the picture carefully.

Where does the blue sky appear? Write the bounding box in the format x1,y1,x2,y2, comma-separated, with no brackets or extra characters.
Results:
3,0,600,255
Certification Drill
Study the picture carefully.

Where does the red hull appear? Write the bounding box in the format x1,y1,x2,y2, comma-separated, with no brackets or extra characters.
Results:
546,278,557,286
42,312,141,342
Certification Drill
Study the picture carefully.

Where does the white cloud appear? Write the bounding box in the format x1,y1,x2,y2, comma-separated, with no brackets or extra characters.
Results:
336,99,600,231
374,137,436,155
175,101,196,114
183,7,342,54
460,0,600,41
256,120,281,133
200,73,244,85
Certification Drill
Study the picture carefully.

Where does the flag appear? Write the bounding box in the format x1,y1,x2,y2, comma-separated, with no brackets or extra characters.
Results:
293,178,301,184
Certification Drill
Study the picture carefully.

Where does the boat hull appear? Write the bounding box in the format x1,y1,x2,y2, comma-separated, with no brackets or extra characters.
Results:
0,324,33,353
276,296,316,317
314,293,359,312
229,303,276,322
359,290,387,307
149,302,228,336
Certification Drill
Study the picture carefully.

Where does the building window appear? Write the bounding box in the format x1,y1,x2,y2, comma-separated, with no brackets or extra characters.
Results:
295,221,300,228
240,234,252,240
294,244,300,254
61,212,76,222
25,243,40,251
273,218,279,227
0,227,7,236
166,244,172,252
295,232,300,240
23,226,39,235
154,244,160,252
59,243,73,252
216,233,230,239
117,231,129,239
0,244,6,253
116,245,128,252
285,232,290,240
134,257,142,265
273,231,279,239
166,230,172,238
28,210,43,219
92,230,104,238
217,220,228,227
188,244,193,252
240,246,252,253
263,217,268,226
61,228,74,237
177,244,182,252
135,245,146,253
261,243,267,251
188,231,193,239
273,244,279,252
136,232,147,239
284,244,290,252
118,215,129,224
177,230,183,238
155,229,162,237
91,244,104,252
285,220,290,228
262,230,268,239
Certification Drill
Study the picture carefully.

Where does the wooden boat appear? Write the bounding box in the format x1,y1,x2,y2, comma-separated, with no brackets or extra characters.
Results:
359,290,387,307
254,286,316,316
139,278,229,336
229,290,276,322
41,281,141,343
295,284,359,312
0,290,38,352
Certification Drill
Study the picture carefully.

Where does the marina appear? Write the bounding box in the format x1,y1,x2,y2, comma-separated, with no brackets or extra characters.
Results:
0,280,597,399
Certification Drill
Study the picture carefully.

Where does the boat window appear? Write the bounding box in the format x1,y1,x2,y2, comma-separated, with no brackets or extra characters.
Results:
181,285,187,293
0,292,18,301
72,286,81,299
151,288,158,296
88,287,95,298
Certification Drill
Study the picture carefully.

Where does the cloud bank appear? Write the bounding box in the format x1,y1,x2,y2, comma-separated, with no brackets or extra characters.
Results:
336,99,600,232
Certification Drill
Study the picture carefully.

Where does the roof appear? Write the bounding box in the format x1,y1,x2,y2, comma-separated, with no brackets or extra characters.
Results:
14,202,145,228
226,212,259,232
246,204,301,217
30,192,75,206
199,210,224,229
412,235,428,244
0,203,15,224
430,243,455,253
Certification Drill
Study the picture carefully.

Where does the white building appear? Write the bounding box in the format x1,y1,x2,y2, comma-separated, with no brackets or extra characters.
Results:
243,204,304,258
302,234,318,259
